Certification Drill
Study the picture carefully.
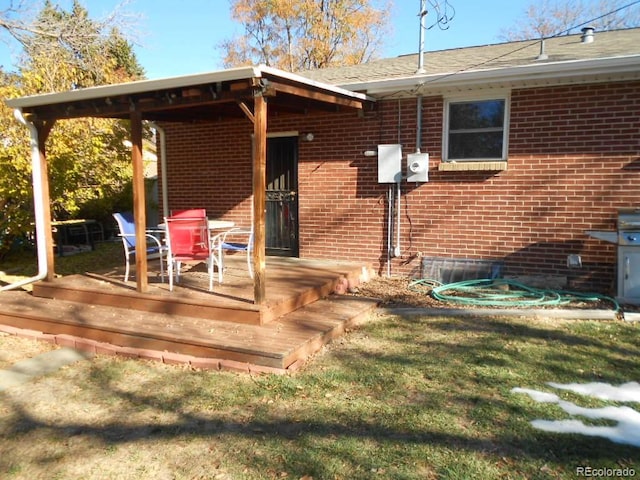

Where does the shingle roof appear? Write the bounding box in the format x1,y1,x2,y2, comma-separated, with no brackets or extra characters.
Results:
300,27,640,87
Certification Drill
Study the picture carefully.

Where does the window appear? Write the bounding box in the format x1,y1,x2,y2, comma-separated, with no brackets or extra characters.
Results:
444,96,508,162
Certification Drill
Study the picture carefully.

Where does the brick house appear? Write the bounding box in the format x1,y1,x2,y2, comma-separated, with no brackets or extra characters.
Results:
159,27,640,294
6,27,639,299
9,28,639,366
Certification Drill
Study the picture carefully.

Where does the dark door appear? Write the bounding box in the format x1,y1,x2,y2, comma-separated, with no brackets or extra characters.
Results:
266,136,298,256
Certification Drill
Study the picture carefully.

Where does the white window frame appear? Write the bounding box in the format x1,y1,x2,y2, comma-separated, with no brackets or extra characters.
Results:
442,91,510,162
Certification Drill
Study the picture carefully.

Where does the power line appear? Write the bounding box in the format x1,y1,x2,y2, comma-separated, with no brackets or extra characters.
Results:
554,0,640,36
417,0,640,88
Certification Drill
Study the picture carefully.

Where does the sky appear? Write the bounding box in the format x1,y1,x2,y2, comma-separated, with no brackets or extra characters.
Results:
0,0,530,80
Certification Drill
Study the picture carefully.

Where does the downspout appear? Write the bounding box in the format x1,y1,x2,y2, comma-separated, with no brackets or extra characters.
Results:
149,122,168,217
1,109,48,291
387,184,392,277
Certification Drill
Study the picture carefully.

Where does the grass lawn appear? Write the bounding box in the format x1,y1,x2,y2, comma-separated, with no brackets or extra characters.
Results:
1,309,639,479
1,241,123,278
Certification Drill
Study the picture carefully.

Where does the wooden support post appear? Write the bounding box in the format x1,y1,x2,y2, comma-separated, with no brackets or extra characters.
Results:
252,94,267,304
35,120,56,282
130,109,148,292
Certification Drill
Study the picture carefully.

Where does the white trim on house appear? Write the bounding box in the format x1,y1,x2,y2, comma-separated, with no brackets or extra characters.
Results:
340,55,640,96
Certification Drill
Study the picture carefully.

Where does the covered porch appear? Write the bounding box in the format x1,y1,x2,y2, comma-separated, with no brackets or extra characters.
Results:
4,65,374,302
1,66,378,369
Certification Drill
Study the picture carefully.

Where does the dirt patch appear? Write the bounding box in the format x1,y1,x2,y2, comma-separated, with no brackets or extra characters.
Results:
349,275,622,312
352,276,441,308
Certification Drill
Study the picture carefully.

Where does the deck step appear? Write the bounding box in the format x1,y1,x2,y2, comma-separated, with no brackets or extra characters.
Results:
33,277,263,325
31,258,369,325
0,290,379,369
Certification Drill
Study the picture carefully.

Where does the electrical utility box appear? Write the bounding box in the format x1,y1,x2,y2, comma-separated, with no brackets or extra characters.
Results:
407,152,429,182
377,144,402,183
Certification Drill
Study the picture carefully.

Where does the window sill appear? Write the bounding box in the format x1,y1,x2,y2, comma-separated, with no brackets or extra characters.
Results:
438,161,507,172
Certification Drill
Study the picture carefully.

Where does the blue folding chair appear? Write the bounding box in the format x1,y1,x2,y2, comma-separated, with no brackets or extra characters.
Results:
112,212,167,282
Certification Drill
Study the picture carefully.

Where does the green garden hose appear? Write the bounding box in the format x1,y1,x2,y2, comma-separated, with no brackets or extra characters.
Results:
409,278,620,312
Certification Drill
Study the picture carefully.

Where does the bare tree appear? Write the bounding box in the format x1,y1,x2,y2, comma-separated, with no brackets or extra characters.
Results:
0,0,140,73
500,0,640,40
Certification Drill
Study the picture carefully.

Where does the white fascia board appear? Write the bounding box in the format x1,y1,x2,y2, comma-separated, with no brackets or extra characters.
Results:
6,64,374,110
341,55,640,95
5,66,263,108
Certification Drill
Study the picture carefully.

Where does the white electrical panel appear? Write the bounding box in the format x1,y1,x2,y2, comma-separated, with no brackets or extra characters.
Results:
407,153,429,182
377,144,402,183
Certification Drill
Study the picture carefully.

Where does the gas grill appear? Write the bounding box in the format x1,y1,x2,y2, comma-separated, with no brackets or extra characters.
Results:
617,209,640,303
585,208,640,304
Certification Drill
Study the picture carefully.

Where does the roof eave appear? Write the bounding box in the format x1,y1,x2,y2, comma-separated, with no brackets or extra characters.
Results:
5,66,263,109
340,55,640,96
5,64,373,110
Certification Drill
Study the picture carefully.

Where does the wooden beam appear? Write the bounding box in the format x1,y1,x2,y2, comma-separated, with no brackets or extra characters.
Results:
130,109,148,293
237,101,255,124
23,87,255,121
267,80,365,110
252,94,267,304
35,120,56,281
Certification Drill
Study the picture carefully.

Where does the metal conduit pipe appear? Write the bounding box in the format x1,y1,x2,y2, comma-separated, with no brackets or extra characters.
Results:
1,109,49,291
395,181,401,258
148,122,168,217
416,0,427,74
416,95,423,154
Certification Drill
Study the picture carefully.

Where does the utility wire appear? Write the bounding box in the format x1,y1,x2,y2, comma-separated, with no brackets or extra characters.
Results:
375,0,640,101
554,0,640,36
417,0,640,88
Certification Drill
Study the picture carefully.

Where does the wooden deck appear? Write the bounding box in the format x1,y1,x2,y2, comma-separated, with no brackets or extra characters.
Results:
0,256,379,370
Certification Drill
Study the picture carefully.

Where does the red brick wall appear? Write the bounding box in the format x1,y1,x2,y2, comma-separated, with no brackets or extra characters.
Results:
161,79,640,293
161,119,254,224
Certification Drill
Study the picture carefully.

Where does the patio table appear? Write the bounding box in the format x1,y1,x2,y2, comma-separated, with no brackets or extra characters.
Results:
52,219,102,256
156,219,236,250
157,219,235,232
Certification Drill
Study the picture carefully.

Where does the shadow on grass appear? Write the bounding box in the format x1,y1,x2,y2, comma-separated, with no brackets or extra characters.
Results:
1,312,639,478
3,386,635,479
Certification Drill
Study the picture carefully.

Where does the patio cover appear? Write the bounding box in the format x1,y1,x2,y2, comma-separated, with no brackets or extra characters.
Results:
5,65,375,302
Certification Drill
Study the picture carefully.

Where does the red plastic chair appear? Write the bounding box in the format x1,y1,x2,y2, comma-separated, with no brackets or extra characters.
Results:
169,209,207,218
164,214,219,291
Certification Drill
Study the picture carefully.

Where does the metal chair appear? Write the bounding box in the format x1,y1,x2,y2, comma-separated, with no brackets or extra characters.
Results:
164,214,219,291
214,227,253,282
112,212,166,282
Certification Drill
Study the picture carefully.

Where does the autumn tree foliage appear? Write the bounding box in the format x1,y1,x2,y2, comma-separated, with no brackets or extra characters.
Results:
221,0,390,71
501,0,640,40
0,1,143,257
